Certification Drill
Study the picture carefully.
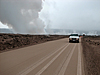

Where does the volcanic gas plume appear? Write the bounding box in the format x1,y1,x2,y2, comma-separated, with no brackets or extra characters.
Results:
0,0,45,34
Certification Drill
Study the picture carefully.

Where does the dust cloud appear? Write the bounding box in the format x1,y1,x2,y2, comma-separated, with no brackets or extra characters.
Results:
0,0,45,34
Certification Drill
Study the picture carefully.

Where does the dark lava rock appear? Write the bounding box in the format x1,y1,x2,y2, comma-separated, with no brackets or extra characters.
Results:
0,33,68,52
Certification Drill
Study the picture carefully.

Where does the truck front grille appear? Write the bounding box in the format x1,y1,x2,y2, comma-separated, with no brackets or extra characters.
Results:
72,38,76,40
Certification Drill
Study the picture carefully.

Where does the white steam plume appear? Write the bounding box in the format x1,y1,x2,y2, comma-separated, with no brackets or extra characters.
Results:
0,0,45,34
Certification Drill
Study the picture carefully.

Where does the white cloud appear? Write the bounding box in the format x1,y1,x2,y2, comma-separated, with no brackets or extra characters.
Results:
0,22,9,28
40,0,100,30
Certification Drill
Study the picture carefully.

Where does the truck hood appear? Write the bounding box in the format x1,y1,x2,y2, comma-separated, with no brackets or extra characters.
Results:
69,36,79,38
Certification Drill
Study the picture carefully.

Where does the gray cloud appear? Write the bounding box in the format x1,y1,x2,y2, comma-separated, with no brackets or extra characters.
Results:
0,0,45,34
0,0,100,35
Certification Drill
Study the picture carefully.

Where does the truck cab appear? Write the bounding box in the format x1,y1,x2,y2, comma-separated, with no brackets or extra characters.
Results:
69,33,79,43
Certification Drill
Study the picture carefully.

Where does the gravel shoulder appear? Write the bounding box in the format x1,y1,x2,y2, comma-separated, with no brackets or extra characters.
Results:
81,36,100,75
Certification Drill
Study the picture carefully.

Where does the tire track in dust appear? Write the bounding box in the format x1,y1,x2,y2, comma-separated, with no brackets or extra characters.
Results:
35,44,70,75
17,43,69,75
77,43,82,75
54,44,74,75
57,44,76,75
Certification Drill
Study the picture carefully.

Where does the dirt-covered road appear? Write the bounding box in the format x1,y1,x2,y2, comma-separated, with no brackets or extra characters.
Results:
0,38,84,75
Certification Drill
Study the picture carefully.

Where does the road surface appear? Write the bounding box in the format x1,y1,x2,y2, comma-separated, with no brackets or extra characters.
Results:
0,38,84,75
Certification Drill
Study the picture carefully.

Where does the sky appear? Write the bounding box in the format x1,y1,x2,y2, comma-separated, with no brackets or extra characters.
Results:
40,0,100,30
0,0,100,32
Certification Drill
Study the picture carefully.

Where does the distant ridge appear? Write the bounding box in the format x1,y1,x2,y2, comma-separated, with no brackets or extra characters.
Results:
0,28,14,33
45,29,100,35
0,28,100,35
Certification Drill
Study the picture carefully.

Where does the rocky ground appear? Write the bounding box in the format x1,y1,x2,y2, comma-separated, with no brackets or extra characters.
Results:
0,34,100,75
82,36,100,75
0,33,68,53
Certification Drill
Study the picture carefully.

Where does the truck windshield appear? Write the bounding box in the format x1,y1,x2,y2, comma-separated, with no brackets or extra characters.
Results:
71,34,78,36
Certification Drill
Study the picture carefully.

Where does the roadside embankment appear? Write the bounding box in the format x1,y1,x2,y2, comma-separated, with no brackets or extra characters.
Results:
0,33,68,53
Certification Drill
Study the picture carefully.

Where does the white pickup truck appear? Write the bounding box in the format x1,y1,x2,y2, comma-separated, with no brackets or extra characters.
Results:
69,33,79,43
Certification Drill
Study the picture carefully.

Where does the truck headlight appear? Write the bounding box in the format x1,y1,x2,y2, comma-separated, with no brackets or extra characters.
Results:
76,38,79,40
